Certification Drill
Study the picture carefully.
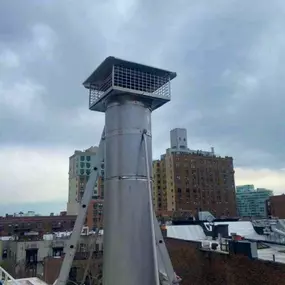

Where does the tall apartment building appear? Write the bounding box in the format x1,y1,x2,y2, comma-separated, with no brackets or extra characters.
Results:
153,128,237,218
67,147,104,229
236,185,273,218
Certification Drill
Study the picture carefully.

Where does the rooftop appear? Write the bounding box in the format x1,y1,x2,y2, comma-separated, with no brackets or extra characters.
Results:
8,277,48,285
0,214,75,221
0,229,103,241
166,221,285,264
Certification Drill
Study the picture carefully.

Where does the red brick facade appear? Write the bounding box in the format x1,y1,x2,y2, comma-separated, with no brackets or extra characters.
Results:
0,215,76,236
43,255,103,284
165,238,285,285
266,194,285,219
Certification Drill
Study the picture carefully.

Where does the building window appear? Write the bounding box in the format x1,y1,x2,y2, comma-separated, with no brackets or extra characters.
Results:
80,156,85,161
86,156,91,161
69,267,77,282
80,162,85,168
86,163,91,168
53,247,64,257
2,249,7,259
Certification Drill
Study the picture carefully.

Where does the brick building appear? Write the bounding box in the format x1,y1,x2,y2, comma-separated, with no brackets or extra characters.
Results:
1,232,103,281
266,194,285,219
0,214,76,236
153,128,237,218
85,170,104,230
42,252,103,285
166,238,285,285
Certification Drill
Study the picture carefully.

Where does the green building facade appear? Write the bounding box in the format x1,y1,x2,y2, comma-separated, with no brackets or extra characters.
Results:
236,185,273,218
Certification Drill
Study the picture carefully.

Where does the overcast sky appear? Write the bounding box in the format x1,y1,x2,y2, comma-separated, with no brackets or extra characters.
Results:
1,0,285,214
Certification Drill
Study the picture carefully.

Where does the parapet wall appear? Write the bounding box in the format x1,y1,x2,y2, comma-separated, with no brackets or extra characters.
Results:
165,238,285,285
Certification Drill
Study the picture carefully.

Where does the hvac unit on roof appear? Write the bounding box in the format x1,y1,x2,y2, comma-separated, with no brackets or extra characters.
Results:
201,241,211,249
81,226,89,236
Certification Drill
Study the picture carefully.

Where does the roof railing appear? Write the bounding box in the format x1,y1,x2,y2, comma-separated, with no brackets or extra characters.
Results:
0,265,20,285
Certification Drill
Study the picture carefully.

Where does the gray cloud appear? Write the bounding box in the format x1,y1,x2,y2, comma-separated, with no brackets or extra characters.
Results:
1,0,285,170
